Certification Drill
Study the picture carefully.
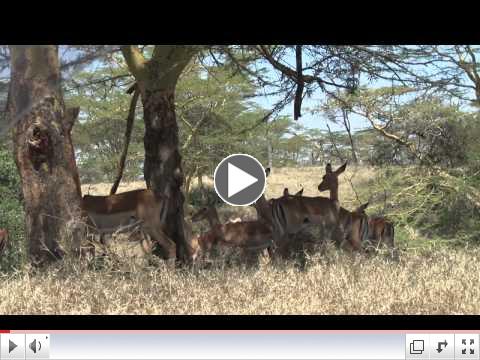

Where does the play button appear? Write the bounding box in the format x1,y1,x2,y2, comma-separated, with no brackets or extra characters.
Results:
9,340,17,353
214,154,266,206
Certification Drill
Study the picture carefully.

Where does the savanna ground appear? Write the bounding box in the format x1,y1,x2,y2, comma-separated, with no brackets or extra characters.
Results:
1,166,479,314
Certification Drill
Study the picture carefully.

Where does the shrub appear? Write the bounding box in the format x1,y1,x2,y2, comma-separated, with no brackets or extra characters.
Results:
0,146,26,271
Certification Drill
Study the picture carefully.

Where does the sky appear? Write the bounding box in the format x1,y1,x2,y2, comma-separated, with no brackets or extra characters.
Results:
253,90,371,133
2,46,477,135
250,51,385,133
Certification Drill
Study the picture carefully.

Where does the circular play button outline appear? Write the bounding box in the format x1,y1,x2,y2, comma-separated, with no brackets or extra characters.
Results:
213,153,266,207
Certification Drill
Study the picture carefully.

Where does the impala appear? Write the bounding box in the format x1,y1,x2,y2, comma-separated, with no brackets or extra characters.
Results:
191,206,273,260
282,186,368,251
0,229,8,256
317,162,395,250
252,168,342,257
81,189,177,259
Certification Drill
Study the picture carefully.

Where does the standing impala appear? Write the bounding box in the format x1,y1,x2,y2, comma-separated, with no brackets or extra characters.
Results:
317,162,395,250
82,189,178,260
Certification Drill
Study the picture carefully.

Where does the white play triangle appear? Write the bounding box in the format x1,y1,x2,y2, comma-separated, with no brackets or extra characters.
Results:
227,162,258,198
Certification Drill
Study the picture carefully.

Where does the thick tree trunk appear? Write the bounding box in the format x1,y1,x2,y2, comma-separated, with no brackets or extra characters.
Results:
142,88,187,261
121,45,197,263
9,46,84,265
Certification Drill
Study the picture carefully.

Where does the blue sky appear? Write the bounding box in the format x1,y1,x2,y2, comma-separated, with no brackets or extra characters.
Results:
3,46,476,134
253,90,371,133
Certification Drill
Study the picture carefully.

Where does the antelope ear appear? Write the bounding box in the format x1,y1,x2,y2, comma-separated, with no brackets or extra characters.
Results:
283,188,289,197
326,163,332,173
356,202,369,213
295,188,304,196
335,162,347,175
265,167,271,177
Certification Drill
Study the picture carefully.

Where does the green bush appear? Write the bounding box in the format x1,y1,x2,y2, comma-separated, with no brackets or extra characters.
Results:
369,166,480,247
0,146,26,272
188,186,223,208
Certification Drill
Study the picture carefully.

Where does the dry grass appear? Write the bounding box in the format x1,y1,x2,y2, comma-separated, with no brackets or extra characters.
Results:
1,165,473,314
0,248,477,314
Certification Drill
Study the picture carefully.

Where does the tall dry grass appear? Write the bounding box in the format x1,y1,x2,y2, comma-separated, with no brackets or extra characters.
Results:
0,248,477,314
1,165,474,314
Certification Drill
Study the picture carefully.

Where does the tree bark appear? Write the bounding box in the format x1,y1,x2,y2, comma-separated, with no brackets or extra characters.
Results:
342,108,358,164
9,46,84,265
142,87,187,260
121,45,198,263
267,140,273,170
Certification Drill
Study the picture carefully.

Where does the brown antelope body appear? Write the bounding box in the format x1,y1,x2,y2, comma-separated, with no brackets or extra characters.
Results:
367,217,395,249
191,206,273,259
0,229,8,255
82,189,176,259
317,162,395,250
253,167,342,256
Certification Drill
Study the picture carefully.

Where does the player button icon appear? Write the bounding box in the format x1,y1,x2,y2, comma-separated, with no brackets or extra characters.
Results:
406,334,429,360
456,334,479,360
429,334,454,359
1,334,26,359
214,154,266,206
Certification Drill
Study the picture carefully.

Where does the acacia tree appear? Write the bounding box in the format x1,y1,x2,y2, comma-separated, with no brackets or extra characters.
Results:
121,45,199,261
8,46,84,265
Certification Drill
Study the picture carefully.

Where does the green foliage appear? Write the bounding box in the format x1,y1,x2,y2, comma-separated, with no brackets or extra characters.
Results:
188,186,222,207
361,166,480,248
0,145,25,272
66,63,145,184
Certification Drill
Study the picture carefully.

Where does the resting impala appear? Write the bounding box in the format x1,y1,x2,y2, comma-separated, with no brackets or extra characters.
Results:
252,168,343,257
81,189,177,259
0,229,8,256
317,162,395,250
282,186,368,251
190,206,273,260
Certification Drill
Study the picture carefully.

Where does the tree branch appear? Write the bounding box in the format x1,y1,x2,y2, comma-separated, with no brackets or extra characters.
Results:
121,45,147,81
110,88,140,195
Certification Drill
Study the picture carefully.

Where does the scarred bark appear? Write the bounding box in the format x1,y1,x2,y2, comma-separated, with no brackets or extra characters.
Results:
121,45,198,263
9,46,84,265
142,88,187,260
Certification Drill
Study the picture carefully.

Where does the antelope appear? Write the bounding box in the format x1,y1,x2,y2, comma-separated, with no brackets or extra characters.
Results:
282,186,368,251
283,187,303,197
190,206,273,260
317,162,395,250
81,189,177,259
0,229,8,256
252,167,342,257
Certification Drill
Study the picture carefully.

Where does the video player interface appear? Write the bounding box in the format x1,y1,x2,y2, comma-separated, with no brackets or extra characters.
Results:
0,331,476,360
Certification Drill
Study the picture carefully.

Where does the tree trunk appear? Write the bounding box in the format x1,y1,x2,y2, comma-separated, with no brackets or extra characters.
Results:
142,88,187,260
342,108,358,164
267,140,273,170
121,45,197,263
9,46,84,265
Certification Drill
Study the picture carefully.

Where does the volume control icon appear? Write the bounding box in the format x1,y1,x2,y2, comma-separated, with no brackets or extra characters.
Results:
29,339,41,354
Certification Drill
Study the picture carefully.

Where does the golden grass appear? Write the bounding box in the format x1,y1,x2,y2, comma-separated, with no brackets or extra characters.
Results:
0,165,470,314
0,248,477,314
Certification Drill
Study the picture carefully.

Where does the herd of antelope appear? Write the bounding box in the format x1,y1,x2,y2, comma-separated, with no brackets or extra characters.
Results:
189,162,395,262
0,162,395,264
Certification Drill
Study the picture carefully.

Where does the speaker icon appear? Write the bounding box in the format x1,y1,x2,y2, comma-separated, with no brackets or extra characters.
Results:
29,339,41,354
